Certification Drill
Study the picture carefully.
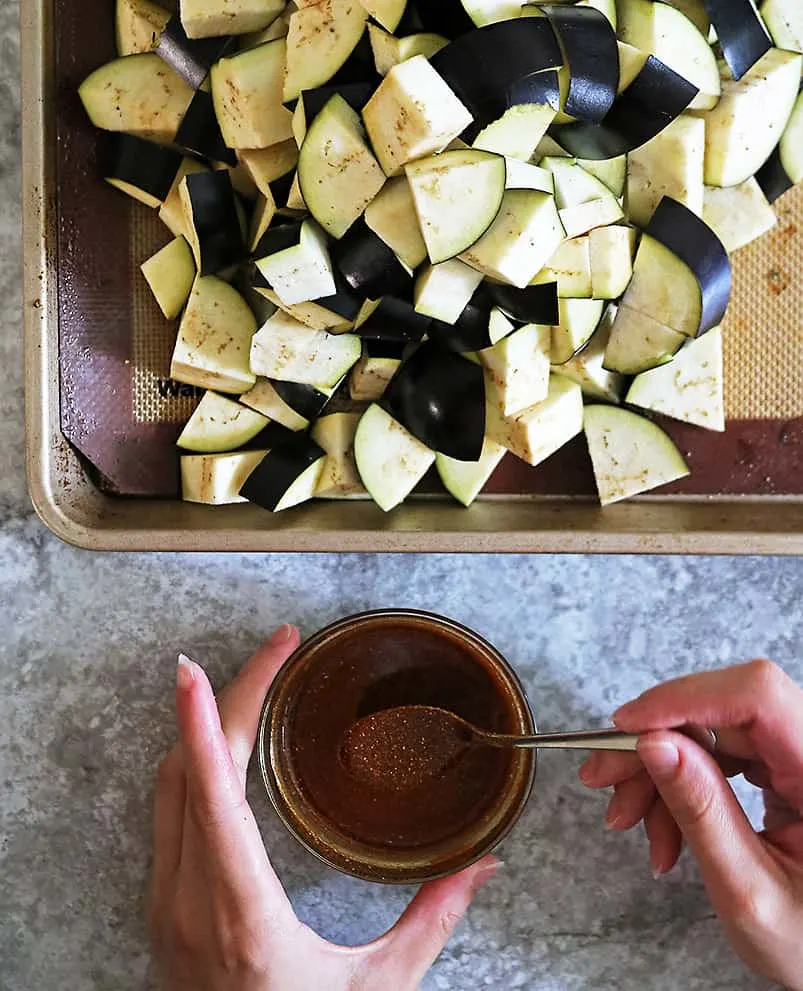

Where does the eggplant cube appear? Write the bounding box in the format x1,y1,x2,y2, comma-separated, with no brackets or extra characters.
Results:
181,450,268,504
531,236,592,298
255,220,337,306
554,305,624,403
141,235,196,319
211,40,293,150
702,178,777,253
349,352,402,401
354,404,436,512
485,374,583,467
414,259,484,323
460,190,565,289
480,323,551,417
436,437,507,508
622,233,702,338
250,310,361,388
311,412,368,498
177,391,270,453
362,56,473,176
589,225,636,299
171,276,257,394
180,0,284,38
116,0,171,56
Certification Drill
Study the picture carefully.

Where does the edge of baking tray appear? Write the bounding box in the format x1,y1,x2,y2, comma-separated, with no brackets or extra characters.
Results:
20,5,803,554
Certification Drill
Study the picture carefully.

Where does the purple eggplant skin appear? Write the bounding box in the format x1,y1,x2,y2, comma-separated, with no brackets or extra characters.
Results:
430,18,562,126
156,16,234,89
333,220,413,299
175,90,237,166
271,380,334,421
646,196,732,336
703,0,771,81
463,69,561,143
756,148,794,204
299,82,375,127
539,4,618,123
485,281,559,326
552,55,699,159
365,338,407,360
103,133,183,200
253,220,304,260
184,169,245,275
382,340,486,461
356,296,432,345
409,0,474,39
239,435,326,510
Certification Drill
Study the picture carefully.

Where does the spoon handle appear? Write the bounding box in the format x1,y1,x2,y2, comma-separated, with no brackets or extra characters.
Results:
510,729,640,751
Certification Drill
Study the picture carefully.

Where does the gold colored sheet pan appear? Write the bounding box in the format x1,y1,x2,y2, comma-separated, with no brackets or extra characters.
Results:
21,0,803,552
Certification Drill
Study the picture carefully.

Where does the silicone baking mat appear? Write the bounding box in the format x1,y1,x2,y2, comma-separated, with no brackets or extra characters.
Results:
54,0,803,498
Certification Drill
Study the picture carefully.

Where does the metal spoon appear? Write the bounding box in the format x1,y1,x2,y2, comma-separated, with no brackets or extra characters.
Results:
342,705,715,790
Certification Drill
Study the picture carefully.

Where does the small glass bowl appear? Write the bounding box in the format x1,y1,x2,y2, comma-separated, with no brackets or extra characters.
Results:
258,609,535,884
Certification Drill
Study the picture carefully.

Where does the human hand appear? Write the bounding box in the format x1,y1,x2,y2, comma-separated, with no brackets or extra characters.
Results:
579,660,803,990
148,625,498,991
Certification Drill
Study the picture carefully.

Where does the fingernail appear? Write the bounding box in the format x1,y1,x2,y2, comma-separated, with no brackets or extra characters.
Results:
579,755,600,784
177,653,196,690
270,624,295,646
604,815,622,831
470,860,499,894
638,741,680,780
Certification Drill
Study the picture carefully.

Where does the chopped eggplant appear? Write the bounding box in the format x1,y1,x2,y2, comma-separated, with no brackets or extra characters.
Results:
617,0,720,110
473,102,558,162
292,81,375,147
539,4,619,123
406,149,507,264
559,197,624,238
503,158,555,193
79,53,194,142
179,170,245,275
159,159,209,240
484,281,559,325
181,449,269,503
602,304,686,375
116,0,171,55
460,189,565,288
383,341,486,460
283,0,370,102
589,225,636,299
311,412,368,497
249,193,278,253
485,374,584,467
354,404,436,511
553,304,624,402
359,0,408,33
240,378,326,430
157,15,233,87
553,55,699,160
298,94,386,238
703,0,772,80
626,325,725,431
237,141,298,199
254,282,362,331
363,56,473,176
702,178,777,252
332,219,413,299
180,0,285,40
103,133,183,208
141,236,197,318
702,48,802,188
643,197,731,336
414,259,484,323
426,295,499,353
436,436,507,506
531,236,593,298
780,91,803,184
175,89,237,165
349,344,404,400
578,155,626,196
367,23,448,76
364,177,428,270
584,404,689,505
256,219,338,306
480,322,552,416
354,296,431,344
625,113,705,228
250,310,362,387
211,40,294,149
429,18,563,128
171,276,257,393
760,0,803,52
551,298,605,364
177,390,271,451
239,434,327,510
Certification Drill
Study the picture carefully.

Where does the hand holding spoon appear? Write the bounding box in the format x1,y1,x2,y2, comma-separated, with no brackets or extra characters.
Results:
342,705,715,790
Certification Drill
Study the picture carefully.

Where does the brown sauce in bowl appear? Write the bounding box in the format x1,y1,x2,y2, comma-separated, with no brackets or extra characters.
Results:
286,618,520,849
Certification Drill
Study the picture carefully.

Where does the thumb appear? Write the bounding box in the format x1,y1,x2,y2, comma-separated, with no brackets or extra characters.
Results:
638,732,770,909
374,856,499,987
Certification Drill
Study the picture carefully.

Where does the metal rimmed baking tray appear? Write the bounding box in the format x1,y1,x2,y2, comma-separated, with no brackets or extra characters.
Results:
21,0,803,552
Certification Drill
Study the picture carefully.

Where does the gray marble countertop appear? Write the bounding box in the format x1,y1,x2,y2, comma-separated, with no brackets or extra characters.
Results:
2,7,801,989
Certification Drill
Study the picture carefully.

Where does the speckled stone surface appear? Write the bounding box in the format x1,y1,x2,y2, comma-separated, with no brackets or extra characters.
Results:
3,7,803,990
